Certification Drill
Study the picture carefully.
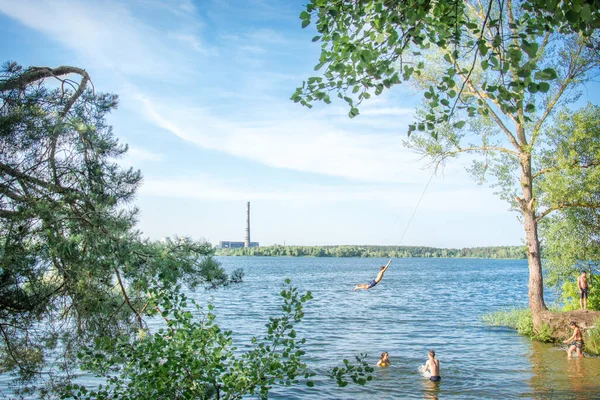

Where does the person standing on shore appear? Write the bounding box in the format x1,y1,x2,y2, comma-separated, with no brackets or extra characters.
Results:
578,270,589,310
354,259,392,291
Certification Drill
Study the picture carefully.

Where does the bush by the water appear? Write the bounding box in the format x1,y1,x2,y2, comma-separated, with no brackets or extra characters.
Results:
482,308,536,338
483,309,600,354
482,308,554,342
559,280,599,311
586,319,600,355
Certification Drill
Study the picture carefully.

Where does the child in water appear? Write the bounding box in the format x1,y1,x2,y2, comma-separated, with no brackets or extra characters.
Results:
423,350,441,382
564,321,585,358
377,352,391,367
354,259,392,291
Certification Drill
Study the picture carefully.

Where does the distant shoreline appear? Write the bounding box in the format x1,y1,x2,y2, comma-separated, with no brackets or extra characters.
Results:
214,245,527,259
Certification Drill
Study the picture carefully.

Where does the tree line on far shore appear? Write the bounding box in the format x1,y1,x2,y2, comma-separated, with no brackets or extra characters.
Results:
215,245,527,259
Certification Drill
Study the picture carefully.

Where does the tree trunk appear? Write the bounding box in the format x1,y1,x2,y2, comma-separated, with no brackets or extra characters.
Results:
519,153,548,331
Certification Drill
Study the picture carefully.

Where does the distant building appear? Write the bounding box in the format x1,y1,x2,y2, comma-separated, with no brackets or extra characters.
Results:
218,241,259,249
218,201,259,249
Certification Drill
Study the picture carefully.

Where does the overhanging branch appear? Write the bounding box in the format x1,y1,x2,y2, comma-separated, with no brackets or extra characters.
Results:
536,202,600,222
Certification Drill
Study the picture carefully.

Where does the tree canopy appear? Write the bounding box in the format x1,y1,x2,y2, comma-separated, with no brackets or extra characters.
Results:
216,244,526,259
538,104,600,290
1,62,373,398
294,0,600,329
0,62,242,394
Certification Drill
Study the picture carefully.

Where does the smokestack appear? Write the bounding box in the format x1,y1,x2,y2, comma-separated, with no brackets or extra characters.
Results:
244,201,250,248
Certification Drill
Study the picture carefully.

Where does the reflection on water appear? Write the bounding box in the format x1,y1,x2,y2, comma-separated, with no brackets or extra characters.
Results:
527,340,600,399
421,378,441,400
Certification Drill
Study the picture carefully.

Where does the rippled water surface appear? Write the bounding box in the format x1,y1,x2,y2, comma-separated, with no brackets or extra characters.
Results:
194,257,600,399
3,257,599,399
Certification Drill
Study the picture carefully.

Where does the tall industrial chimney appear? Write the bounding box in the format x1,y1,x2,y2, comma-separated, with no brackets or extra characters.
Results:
244,201,250,248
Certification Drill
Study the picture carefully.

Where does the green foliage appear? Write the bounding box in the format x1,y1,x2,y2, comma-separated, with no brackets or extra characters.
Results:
329,354,374,388
295,1,600,135
560,280,583,311
482,308,555,342
584,318,600,355
523,0,600,39
294,1,600,323
538,105,600,291
64,281,314,400
536,323,555,343
482,308,535,337
0,63,242,395
216,245,527,259
558,278,600,311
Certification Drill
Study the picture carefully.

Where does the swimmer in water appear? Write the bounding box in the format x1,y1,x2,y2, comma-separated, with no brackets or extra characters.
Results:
354,259,392,291
423,350,440,382
564,321,585,358
377,352,390,367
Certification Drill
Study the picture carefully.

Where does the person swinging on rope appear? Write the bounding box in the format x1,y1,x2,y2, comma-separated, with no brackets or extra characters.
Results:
354,259,392,291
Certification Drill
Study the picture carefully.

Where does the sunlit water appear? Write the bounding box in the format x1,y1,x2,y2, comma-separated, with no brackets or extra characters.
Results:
198,257,600,399
2,257,599,399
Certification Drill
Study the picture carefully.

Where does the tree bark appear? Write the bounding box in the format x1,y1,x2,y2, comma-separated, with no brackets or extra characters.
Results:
519,152,548,330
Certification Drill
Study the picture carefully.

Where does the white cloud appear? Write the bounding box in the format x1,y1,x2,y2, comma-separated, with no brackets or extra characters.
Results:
134,91,429,183
238,45,267,54
126,147,164,163
0,0,210,78
168,32,215,56
245,28,286,43
139,170,509,215
361,107,414,117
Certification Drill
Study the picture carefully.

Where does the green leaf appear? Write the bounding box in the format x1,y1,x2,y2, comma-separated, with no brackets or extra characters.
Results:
538,82,550,92
565,9,579,23
300,11,310,20
477,41,488,56
534,68,557,81
302,19,310,28
349,107,360,118
527,82,539,93
492,34,501,48
521,40,539,58
581,4,591,21
453,120,466,129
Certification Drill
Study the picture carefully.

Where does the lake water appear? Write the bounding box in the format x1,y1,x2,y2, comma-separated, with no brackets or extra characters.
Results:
3,257,599,399
196,257,600,399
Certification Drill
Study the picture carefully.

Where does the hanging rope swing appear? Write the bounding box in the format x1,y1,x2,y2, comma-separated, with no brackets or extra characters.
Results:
398,169,436,246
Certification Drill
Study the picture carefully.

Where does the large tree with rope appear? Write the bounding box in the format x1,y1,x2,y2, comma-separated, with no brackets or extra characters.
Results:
292,0,600,331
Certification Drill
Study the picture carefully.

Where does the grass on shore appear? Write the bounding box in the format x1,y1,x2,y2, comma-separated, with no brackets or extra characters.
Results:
586,320,600,354
482,308,600,355
481,308,538,339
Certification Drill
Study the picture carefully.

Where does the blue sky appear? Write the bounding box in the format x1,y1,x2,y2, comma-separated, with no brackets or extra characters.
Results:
0,0,557,248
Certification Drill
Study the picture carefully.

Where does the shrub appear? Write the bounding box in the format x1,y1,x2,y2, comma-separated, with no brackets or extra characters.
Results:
584,318,600,355
65,281,315,399
482,308,554,341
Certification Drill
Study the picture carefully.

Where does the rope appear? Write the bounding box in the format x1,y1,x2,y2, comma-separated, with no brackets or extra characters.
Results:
398,169,436,246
